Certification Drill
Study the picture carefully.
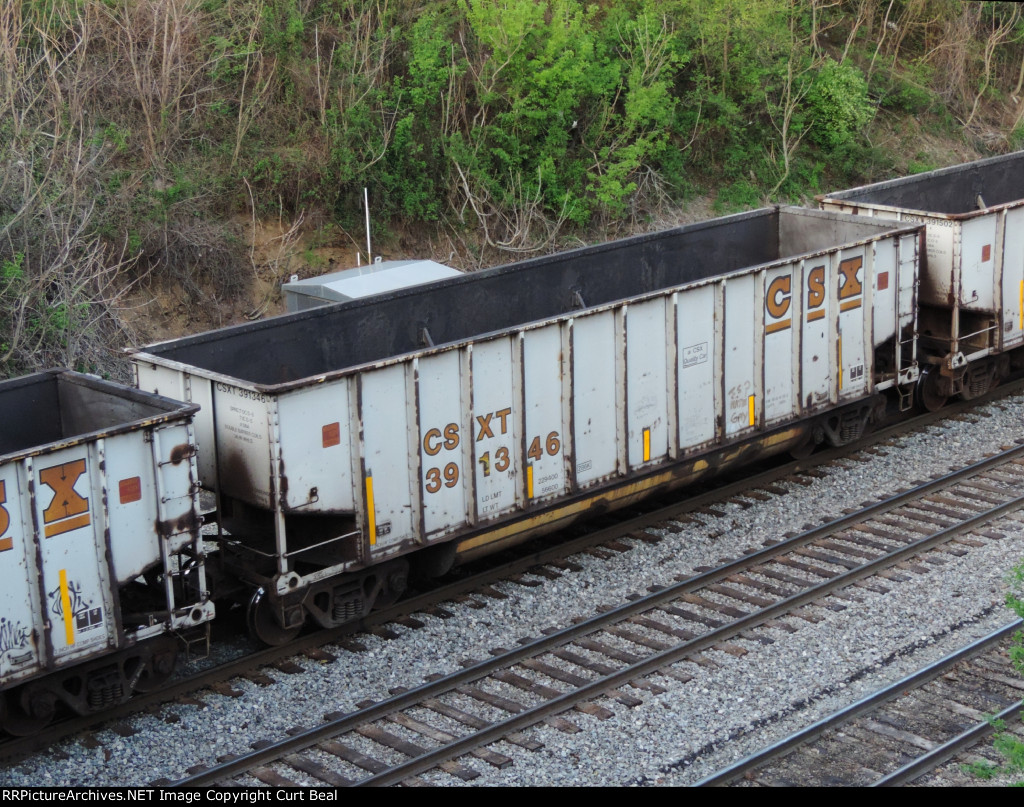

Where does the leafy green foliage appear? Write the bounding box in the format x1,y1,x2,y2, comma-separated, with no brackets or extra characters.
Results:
806,60,873,150
877,69,936,115
1010,124,1024,151
6,0,947,275
6,0,1024,379
967,561,1024,784
1006,561,1024,672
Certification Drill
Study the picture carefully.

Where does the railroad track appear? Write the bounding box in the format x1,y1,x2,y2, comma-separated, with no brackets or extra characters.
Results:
694,621,1024,786
5,383,1014,764
163,440,1024,787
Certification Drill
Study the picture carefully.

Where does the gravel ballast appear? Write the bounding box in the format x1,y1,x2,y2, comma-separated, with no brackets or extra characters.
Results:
3,394,1024,787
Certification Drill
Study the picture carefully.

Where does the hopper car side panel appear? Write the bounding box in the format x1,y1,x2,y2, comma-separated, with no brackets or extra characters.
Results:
0,462,39,680
801,256,832,407
677,284,718,449
33,442,122,665
724,272,758,436
0,371,213,701
625,297,671,467
133,364,218,485
820,149,1024,367
522,325,570,504
277,381,356,514
469,337,521,521
359,363,419,550
1000,207,1024,350
214,382,273,510
838,245,870,400
572,313,619,485
131,209,921,610
960,214,997,312
763,263,796,423
415,350,469,533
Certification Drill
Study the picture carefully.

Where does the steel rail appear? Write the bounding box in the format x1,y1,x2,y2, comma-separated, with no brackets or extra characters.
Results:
6,386,1007,761
6,381,1024,765
171,453,1024,786
354,497,1024,787
693,620,1023,786
875,698,1024,786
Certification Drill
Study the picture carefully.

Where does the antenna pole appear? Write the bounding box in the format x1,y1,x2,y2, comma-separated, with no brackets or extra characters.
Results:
364,187,372,262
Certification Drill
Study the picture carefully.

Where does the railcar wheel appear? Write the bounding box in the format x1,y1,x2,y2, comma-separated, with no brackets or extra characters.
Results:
917,367,948,412
411,543,456,580
959,367,985,400
369,560,410,610
2,685,56,736
788,426,822,460
133,641,179,693
960,360,1002,400
246,588,303,646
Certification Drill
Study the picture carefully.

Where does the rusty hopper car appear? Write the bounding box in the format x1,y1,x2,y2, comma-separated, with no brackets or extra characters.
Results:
819,150,1024,409
0,370,213,735
131,207,921,644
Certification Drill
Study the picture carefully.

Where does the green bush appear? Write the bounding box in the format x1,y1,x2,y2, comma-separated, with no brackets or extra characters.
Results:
966,560,1024,784
807,59,874,150
715,179,762,212
890,81,934,114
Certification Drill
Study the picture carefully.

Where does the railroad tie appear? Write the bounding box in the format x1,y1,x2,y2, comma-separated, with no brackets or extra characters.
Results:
455,684,581,734
284,754,354,786
387,711,513,768
420,698,543,751
249,767,302,787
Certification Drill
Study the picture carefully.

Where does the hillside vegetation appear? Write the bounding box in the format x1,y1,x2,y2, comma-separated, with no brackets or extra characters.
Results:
3,0,1024,379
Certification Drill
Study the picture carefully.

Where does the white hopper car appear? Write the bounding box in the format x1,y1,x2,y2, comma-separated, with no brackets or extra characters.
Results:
130,207,922,645
0,371,213,734
819,149,1024,409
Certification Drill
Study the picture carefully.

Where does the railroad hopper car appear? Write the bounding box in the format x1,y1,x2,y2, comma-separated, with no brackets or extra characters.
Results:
819,149,1024,409
0,371,213,735
130,207,921,644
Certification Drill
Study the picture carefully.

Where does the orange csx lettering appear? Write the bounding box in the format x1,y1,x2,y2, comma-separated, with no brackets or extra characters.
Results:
839,256,864,299
807,265,826,309
423,423,461,455
442,423,460,450
766,275,792,319
476,408,512,441
0,480,10,550
39,459,90,538
423,428,442,456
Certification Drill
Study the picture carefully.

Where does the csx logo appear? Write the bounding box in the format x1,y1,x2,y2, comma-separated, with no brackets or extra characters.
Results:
39,459,91,538
423,423,460,455
838,256,864,311
0,480,10,552
765,274,795,334
764,256,863,332
422,407,514,454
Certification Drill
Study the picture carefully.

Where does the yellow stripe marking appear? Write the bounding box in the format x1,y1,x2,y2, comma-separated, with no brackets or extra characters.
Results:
807,309,826,322
839,299,862,312
643,428,651,462
0,537,12,552
59,569,74,646
44,513,91,538
766,319,792,334
748,395,756,427
527,465,534,499
365,476,376,546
